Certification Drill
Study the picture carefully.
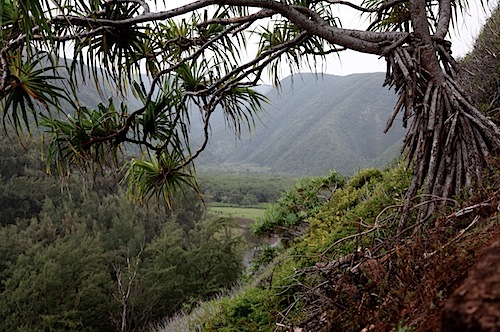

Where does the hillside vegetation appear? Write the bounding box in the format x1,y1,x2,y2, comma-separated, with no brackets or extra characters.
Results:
0,4,498,332
158,162,499,332
50,66,402,177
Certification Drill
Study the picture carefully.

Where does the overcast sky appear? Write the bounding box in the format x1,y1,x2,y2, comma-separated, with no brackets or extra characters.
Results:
329,0,498,76
296,0,497,77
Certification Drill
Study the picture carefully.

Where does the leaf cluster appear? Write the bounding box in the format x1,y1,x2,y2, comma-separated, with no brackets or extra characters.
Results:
302,165,410,254
0,1,278,208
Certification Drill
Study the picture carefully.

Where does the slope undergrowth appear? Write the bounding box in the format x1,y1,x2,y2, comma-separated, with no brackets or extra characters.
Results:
154,164,404,330
155,157,499,331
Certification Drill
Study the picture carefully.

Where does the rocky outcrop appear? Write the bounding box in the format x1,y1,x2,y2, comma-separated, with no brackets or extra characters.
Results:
441,240,500,331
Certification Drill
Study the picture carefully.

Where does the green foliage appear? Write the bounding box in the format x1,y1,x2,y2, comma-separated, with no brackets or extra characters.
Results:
208,205,266,224
0,138,66,225
460,5,500,124
170,163,412,331
0,138,246,331
348,168,383,189
0,2,497,331
362,0,474,32
255,2,340,87
250,243,280,271
0,0,413,206
3,0,51,44
303,164,411,254
0,0,274,208
124,151,201,208
0,233,110,331
73,0,149,82
396,319,416,332
142,217,244,318
202,288,276,332
199,173,294,205
41,98,125,173
3,50,69,131
362,0,411,32
252,171,345,238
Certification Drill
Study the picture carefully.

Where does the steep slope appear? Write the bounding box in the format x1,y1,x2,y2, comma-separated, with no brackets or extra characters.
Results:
196,72,403,175
459,5,500,125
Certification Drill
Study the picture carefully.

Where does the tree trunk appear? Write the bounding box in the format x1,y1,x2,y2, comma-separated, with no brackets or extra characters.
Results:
384,1,500,229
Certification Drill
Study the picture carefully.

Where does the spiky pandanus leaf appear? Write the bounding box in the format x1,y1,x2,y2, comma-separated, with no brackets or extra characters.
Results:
123,151,201,209
41,99,125,174
2,51,69,132
70,1,149,86
219,86,268,137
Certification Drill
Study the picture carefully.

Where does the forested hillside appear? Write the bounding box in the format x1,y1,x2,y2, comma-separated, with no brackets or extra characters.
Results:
0,138,247,332
195,73,403,175
49,67,402,177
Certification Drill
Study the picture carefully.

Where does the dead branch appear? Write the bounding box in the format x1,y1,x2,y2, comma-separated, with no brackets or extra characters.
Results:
423,215,480,258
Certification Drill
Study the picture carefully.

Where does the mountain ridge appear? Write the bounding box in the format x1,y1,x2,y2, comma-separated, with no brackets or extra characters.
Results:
195,72,405,176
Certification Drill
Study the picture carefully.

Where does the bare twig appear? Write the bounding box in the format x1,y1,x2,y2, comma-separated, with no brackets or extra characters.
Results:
423,215,480,258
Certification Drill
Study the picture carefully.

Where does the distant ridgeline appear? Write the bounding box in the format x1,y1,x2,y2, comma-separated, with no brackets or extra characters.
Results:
52,67,403,176
193,73,404,176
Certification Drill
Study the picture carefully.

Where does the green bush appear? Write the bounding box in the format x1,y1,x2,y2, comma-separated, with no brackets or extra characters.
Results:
202,288,276,332
303,162,411,254
252,171,345,237
250,243,280,271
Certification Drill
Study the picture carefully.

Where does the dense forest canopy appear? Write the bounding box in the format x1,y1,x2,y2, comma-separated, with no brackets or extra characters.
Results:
0,137,249,331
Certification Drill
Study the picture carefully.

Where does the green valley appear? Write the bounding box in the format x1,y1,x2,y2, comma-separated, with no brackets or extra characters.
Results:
0,1,499,332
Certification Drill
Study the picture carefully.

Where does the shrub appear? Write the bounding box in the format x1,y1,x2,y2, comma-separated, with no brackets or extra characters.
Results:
252,171,345,238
